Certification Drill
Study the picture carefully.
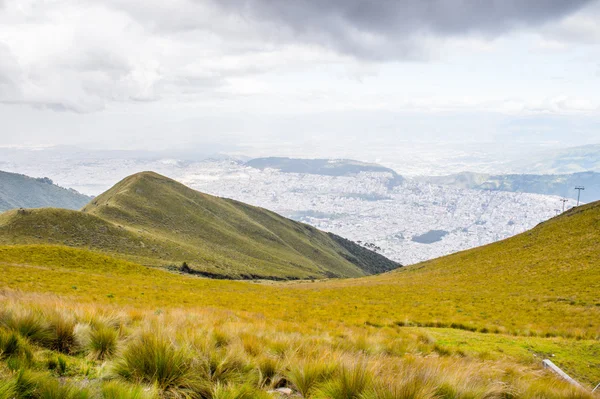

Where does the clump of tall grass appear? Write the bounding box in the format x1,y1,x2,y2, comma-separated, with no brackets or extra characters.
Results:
240,333,262,357
13,369,41,398
90,313,126,331
501,372,596,399
267,338,292,358
101,380,156,399
200,348,253,387
112,332,206,397
0,329,33,364
434,381,508,399
359,364,440,399
212,329,231,348
57,355,69,376
87,325,119,360
3,307,78,355
0,308,53,346
255,355,282,388
0,378,16,399
12,369,90,399
36,377,90,399
47,311,78,353
211,382,272,399
314,361,373,399
45,355,70,377
286,361,336,398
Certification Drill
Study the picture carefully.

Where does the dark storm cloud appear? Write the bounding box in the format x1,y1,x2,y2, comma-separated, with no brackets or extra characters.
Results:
215,0,594,59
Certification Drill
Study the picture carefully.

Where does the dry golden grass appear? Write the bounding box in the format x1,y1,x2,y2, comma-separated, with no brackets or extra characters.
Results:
0,291,596,398
0,199,599,397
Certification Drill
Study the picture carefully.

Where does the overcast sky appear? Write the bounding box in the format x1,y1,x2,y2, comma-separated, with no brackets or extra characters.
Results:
0,0,599,157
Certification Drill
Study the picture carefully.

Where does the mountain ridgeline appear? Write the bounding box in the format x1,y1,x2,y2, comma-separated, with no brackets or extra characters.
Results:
419,171,600,202
0,171,400,279
0,170,91,212
246,157,404,187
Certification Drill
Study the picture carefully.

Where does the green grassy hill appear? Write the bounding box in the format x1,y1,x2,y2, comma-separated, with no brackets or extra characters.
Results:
0,170,91,212
0,200,598,396
0,171,399,279
0,199,598,395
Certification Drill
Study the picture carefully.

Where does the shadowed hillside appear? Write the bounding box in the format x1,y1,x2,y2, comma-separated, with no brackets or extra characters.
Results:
0,170,91,212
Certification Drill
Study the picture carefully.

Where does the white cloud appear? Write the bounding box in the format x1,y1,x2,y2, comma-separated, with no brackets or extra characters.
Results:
0,0,596,113
0,0,598,154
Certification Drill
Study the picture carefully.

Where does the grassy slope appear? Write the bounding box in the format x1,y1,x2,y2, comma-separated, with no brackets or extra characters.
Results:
0,170,91,212
1,196,599,383
0,190,598,388
0,172,399,279
0,245,598,386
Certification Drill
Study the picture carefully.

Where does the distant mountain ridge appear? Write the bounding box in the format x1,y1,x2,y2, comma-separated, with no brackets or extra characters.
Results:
0,170,91,212
246,157,404,186
519,144,600,174
419,171,600,202
0,171,400,279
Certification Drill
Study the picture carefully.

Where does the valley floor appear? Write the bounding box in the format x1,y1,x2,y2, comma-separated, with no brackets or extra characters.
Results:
1,243,598,398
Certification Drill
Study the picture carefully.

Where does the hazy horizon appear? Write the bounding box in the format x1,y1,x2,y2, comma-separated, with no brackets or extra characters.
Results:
1,0,599,159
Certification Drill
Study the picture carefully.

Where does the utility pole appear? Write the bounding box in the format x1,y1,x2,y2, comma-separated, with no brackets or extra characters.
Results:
555,209,560,216
560,198,568,213
574,186,585,206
